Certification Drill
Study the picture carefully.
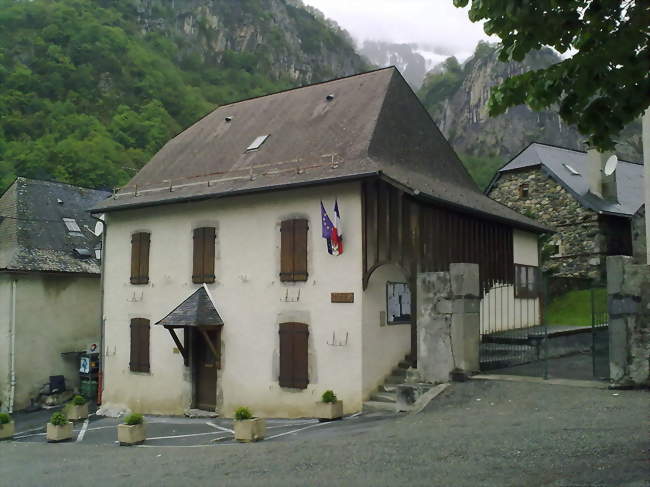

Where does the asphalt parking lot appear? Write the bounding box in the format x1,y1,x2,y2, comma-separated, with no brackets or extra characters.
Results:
10,408,397,447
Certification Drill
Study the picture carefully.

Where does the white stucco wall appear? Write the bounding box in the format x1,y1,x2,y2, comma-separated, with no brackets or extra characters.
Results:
361,264,411,396
480,230,541,333
8,274,101,410
101,183,366,418
0,274,11,410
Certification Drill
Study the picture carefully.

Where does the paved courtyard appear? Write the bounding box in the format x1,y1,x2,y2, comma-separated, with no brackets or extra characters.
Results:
1,379,648,486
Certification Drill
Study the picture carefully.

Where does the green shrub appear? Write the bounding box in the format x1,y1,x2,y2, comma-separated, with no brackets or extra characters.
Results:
50,412,68,426
123,413,144,425
321,390,337,403
71,395,87,406
234,407,253,421
0,412,11,424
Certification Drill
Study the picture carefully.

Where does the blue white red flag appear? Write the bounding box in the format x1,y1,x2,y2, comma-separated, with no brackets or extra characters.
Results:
320,200,344,255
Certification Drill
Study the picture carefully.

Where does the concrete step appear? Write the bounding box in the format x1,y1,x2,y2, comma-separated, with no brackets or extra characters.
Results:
384,375,407,385
370,392,397,403
379,384,397,393
397,360,411,369
391,367,407,378
363,401,396,413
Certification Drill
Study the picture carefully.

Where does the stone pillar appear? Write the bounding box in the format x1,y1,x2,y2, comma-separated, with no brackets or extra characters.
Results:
450,263,481,374
417,263,480,383
607,256,650,387
643,108,650,265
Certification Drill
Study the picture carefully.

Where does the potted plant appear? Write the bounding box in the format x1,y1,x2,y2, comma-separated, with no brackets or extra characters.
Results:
233,407,265,442
66,395,89,421
315,390,343,421
0,412,15,441
117,413,145,446
46,412,73,442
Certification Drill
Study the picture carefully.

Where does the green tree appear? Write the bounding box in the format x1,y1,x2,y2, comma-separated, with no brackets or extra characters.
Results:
454,0,650,151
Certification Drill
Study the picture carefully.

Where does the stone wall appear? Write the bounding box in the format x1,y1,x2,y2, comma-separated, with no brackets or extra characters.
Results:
631,205,646,264
489,168,604,280
607,256,650,387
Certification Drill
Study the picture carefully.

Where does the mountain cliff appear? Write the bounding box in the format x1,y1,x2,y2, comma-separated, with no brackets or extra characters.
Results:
0,0,366,190
418,42,642,188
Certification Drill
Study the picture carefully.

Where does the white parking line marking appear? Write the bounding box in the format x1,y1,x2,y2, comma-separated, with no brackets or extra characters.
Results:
13,432,46,439
76,419,89,442
345,412,362,419
206,422,234,434
14,426,45,436
146,431,224,441
265,421,330,440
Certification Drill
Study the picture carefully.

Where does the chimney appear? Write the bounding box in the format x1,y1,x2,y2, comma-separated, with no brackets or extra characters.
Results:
586,149,618,202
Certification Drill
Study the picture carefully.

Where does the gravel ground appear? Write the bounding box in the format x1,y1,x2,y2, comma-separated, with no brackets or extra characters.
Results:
0,379,647,487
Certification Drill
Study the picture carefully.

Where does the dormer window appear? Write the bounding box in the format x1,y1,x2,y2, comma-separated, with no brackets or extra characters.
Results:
246,135,269,152
518,183,529,199
62,217,81,233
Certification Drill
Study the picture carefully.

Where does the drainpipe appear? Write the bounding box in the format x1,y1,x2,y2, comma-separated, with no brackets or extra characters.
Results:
91,215,107,405
8,277,16,413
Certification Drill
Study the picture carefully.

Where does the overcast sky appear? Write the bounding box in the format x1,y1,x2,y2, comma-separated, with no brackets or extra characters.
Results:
302,0,494,62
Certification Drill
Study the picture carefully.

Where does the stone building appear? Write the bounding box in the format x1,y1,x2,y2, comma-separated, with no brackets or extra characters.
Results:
487,143,643,282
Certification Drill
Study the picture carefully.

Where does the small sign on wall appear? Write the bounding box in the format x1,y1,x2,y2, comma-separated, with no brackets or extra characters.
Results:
331,292,354,303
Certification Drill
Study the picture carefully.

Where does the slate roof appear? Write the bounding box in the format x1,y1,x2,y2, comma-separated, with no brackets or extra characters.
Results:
0,178,111,273
155,286,224,328
92,67,548,233
488,142,644,217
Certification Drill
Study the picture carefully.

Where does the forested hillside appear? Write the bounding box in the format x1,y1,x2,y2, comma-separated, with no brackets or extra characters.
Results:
0,0,366,191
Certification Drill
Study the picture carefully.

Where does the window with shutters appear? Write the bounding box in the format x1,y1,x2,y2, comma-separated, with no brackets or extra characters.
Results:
514,264,539,299
192,227,216,283
130,232,151,284
280,219,308,282
279,322,309,389
130,318,150,373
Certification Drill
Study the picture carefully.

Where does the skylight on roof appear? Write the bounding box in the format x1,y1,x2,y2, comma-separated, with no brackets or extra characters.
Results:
563,163,580,175
62,218,81,232
246,135,269,152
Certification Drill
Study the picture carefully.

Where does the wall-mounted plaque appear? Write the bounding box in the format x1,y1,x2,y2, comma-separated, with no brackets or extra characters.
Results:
331,292,354,303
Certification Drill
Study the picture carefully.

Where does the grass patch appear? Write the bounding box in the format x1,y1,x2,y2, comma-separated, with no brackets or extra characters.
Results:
546,288,607,326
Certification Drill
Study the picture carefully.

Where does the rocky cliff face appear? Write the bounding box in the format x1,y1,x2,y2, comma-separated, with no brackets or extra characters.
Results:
419,43,642,163
359,40,427,88
132,0,367,85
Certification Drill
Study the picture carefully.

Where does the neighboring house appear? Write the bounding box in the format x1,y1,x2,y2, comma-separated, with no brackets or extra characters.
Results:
487,143,643,282
0,178,110,412
91,67,549,418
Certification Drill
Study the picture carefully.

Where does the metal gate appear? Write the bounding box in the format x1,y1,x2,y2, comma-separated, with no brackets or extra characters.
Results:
591,289,609,379
479,278,547,371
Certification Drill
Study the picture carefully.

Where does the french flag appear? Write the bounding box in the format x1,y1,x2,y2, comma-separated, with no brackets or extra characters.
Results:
320,200,343,256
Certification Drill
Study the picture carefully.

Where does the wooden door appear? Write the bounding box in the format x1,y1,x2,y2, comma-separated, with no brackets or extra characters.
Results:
193,329,219,411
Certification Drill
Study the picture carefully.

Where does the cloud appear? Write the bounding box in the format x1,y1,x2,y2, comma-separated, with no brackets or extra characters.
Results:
303,0,496,61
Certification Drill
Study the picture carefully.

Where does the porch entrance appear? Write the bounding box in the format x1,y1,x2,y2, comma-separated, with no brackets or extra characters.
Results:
193,329,220,411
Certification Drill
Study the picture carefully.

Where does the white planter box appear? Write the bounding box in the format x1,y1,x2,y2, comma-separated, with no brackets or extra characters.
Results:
67,403,89,421
0,421,15,440
315,400,343,421
117,423,145,446
234,418,266,442
46,422,73,442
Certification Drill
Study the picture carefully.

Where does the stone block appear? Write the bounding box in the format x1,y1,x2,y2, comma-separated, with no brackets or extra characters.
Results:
234,418,266,442
452,297,480,314
450,263,479,297
606,255,631,295
435,298,453,314
314,401,343,421
608,316,628,382
118,423,145,446
608,296,639,317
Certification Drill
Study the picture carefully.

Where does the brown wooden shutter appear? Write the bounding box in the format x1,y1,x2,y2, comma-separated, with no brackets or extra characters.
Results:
279,323,309,389
130,318,150,372
293,219,308,281
280,220,294,282
131,232,150,284
280,219,308,282
193,227,216,284
192,228,204,283
202,227,216,283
